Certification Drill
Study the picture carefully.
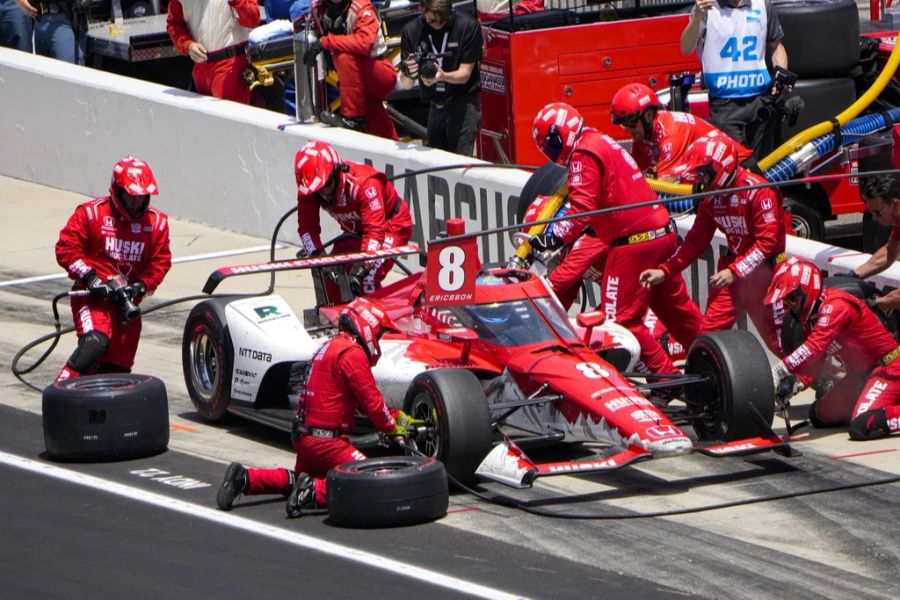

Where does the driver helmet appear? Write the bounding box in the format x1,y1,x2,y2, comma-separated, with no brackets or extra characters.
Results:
532,102,584,166
294,140,343,203
670,135,739,192
473,274,514,325
763,257,823,324
338,297,397,366
610,83,662,128
109,156,158,221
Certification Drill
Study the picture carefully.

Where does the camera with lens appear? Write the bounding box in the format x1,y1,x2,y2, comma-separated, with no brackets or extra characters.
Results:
756,67,803,126
107,273,141,325
405,41,451,80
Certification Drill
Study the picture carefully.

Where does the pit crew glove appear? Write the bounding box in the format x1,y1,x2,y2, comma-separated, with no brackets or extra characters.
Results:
389,409,425,436
772,362,803,399
529,232,562,253
303,40,323,66
296,247,325,259
81,270,110,298
130,281,147,299
348,263,369,295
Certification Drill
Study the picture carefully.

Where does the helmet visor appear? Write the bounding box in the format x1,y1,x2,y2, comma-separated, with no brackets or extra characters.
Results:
540,125,564,163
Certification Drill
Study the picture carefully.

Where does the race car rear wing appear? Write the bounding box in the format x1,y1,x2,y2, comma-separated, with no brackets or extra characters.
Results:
201,244,421,294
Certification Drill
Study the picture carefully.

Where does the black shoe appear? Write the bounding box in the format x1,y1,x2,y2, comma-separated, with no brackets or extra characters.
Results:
319,110,365,132
285,472,315,519
216,462,249,511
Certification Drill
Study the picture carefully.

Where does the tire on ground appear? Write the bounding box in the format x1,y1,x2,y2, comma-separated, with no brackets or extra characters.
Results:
42,374,169,461
684,330,775,441
772,0,859,79
326,455,449,528
516,161,568,223
403,369,493,483
182,298,236,421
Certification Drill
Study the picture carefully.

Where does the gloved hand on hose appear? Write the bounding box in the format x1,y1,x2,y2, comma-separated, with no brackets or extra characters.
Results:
81,269,111,298
303,40,323,66
529,232,562,253
296,246,325,259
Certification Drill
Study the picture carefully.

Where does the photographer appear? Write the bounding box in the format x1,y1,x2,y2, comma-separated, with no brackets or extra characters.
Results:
54,156,172,382
399,0,482,155
12,0,88,64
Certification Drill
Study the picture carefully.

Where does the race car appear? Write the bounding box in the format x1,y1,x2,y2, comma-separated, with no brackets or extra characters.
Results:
182,229,788,487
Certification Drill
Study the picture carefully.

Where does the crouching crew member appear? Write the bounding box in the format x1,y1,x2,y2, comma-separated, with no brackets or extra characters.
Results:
54,156,172,381
765,258,900,440
294,140,413,295
216,298,420,516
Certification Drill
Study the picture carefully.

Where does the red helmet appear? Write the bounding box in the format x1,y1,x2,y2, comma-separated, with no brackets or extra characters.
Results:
610,83,662,125
670,135,739,191
294,140,342,196
764,257,823,324
338,297,397,366
110,156,158,221
532,102,584,166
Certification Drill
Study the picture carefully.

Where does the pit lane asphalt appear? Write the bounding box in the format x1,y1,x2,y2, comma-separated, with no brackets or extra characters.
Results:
3,175,900,599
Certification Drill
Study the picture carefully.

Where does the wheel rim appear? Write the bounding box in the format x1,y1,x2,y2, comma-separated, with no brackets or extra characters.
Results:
353,459,418,475
687,348,724,435
409,392,441,459
792,214,812,239
189,325,220,404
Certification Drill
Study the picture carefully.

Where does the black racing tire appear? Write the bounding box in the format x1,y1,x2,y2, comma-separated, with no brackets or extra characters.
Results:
516,161,568,223
403,369,492,483
772,0,859,79
784,196,826,241
182,298,235,421
326,455,449,528
825,275,899,336
42,374,169,462
775,78,857,145
684,330,775,442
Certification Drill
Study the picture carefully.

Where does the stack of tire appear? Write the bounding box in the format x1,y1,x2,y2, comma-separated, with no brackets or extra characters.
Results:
42,374,170,462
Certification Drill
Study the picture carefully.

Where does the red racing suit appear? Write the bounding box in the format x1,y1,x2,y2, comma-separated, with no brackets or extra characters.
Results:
310,0,398,139
55,197,172,372
167,0,260,104
631,111,753,179
558,129,703,373
297,161,413,294
778,289,900,433
659,168,786,355
245,333,397,505
548,234,608,310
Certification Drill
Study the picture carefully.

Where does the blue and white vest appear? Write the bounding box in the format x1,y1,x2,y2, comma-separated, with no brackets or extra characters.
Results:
701,0,771,99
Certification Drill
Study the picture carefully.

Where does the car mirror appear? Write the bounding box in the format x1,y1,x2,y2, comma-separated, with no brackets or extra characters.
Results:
436,326,478,362
576,310,605,345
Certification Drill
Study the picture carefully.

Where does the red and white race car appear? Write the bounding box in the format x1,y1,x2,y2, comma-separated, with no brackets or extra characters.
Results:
183,232,789,487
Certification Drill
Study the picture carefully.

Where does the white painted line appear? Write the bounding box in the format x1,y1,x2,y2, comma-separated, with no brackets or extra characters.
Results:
0,244,288,288
0,451,526,600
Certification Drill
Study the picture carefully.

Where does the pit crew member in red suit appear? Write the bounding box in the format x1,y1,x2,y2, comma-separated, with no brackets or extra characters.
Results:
216,298,419,516
167,0,260,104
303,0,398,139
853,174,900,311
294,140,413,295
54,156,172,381
639,136,785,355
531,102,703,374
765,258,900,440
610,82,753,179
